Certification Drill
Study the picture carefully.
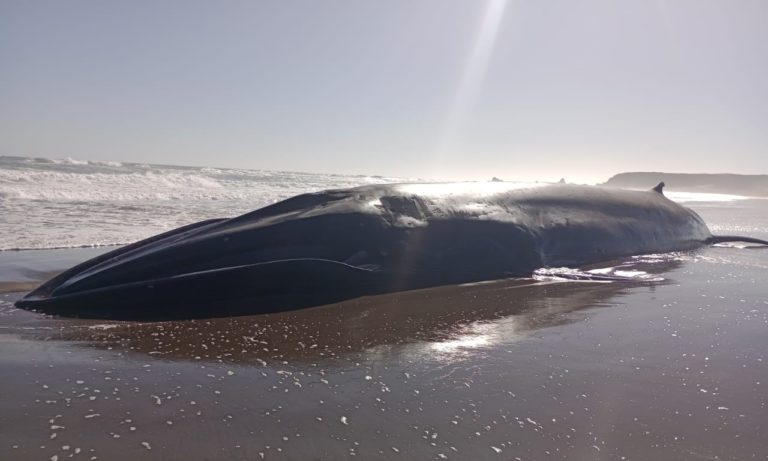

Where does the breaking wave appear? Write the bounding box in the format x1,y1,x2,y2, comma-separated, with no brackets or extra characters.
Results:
0,155,408,250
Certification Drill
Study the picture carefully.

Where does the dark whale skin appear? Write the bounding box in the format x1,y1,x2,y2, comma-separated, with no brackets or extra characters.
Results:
15,182,714,319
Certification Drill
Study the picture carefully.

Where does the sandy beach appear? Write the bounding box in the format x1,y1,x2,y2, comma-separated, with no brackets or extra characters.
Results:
2,238,767,460
4,0,767,457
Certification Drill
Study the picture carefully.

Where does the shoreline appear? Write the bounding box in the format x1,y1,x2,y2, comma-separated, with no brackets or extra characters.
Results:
2,244,767,459
2,197,768,460
0,246,114,294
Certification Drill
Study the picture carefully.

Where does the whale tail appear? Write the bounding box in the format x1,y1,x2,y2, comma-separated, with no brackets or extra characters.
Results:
705,235,768,246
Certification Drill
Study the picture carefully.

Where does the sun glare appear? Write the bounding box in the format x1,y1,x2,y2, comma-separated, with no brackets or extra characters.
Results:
437,0,510,158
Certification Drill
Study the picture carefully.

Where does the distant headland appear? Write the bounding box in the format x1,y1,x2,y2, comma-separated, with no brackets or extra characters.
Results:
604,172,768,197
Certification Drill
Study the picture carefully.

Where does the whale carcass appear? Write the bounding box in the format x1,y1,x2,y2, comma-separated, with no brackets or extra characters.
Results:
15,182,767,319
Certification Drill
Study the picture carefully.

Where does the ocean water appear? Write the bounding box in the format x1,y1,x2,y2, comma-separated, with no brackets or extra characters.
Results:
0,155,757,251
0,155,407,250
1,156,767,459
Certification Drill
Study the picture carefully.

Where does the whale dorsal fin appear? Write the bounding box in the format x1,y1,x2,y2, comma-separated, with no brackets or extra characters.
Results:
652,181,665,194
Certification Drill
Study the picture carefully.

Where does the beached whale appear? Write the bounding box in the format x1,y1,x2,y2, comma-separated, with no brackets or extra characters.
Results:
15,182,768,319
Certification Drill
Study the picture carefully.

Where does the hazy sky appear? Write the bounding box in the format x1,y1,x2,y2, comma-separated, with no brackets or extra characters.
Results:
1,0,766,183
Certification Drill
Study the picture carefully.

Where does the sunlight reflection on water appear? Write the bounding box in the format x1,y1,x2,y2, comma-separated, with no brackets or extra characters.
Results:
423,318,522,362
665,191,751,202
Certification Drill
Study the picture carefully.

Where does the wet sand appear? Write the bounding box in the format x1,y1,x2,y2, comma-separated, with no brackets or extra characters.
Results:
0,247,113,294
1,245,767,460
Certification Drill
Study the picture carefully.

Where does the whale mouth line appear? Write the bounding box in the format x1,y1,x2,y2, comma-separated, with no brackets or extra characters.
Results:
22,258,377,300
15,258,383,320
